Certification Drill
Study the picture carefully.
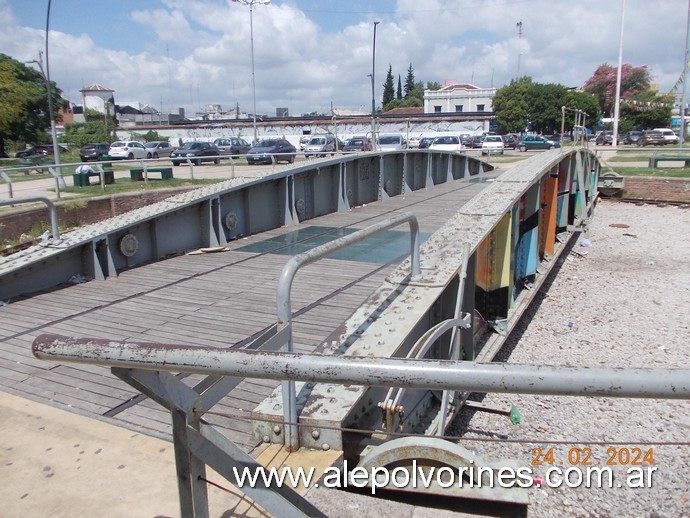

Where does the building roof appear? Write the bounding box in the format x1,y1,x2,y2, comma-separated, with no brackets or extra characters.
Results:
80,83,114,93
439,83,481,91
384,106,424,115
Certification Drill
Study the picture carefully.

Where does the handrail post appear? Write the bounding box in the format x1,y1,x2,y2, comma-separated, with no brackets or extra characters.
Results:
0,196,59,239
0,171,13,199
276,211,422,450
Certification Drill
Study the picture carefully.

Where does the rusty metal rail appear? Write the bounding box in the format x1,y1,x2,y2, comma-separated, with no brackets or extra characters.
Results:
32,334,690,398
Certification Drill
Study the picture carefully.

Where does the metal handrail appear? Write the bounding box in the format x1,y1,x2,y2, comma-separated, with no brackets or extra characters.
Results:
32,334,690,399
275,211,422,450
0,196,60,239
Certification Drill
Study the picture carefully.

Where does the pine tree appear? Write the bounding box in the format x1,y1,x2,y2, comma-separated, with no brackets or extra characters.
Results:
396,75,403,100
404,64,415,99
382,65,395,107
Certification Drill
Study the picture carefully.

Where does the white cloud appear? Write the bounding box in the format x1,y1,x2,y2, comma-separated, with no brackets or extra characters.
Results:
0,0,686,118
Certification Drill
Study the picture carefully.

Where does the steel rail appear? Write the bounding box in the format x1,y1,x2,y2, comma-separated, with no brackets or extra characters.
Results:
33,334,690,399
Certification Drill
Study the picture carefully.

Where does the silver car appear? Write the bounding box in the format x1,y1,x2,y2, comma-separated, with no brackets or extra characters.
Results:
144,141,175,158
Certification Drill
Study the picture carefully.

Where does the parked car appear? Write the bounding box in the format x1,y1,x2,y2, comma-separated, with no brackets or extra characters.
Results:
304,135,337,157
638,130,666,147
170,141,221,165
212,137,251,156
108,140,149,160
144,141,175,158
299,135,312,151
418,137,435,149
469,135,485,149
16,144,68,158
246,138,296,164
517,135,560,152
342,136,371,152
377,134,407,151
481,135,505,155
408,136,422,149
654,128,679,145
429,135,463,151
595,131,614,146
623,131,643,145
501,134,519,150
79,143,110,162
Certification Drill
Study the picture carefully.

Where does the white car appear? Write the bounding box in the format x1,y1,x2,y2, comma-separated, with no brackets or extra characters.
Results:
653,128,680,145
481,135,505,155
429,135,463,151
377,134,407,151
109,140,149,160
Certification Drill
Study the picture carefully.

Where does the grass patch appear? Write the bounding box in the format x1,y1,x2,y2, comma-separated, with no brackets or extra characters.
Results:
61,177,221,196
609,167,690,178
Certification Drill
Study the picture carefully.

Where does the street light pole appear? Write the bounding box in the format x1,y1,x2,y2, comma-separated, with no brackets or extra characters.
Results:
233,0,270,145
371,21,380,150
612,0,626,148
28,53,65,193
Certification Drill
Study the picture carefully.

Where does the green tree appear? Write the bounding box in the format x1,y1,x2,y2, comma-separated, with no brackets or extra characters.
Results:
382,65,395,107
618,92,674,130
396,75,403,100
529,83,568,134
0,53,64,157
562,91,602,131
492,77,533,132
131,130,168,142
426,81,442,91
62,121,114,147
404,64,415,99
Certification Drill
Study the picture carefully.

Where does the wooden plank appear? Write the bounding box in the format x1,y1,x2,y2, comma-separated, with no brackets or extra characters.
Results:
0,173,493,449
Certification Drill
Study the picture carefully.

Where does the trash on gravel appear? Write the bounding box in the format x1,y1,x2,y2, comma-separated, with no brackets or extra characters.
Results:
609,223,630,228
554,320,578,334
622,233,637,238
578,237,592,247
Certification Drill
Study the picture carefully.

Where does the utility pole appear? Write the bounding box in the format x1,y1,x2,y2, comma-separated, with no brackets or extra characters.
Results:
679,0,690,147
612,0,626,147
233,0,271,145
516,20,523,75
371,21,380,150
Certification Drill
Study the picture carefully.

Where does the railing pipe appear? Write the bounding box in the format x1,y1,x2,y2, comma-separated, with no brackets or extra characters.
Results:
0,196,59,239
275,211,421,449
32,334,690,399
277,211,421,324
0,171,13,198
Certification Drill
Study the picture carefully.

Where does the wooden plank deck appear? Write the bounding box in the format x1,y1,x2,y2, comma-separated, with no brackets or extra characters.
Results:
0,171,500,451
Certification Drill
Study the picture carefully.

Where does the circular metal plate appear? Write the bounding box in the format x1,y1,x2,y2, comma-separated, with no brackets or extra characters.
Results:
119,234,139,257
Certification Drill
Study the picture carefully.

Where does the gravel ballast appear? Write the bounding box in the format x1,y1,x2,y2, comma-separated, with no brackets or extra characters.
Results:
450,200,690,517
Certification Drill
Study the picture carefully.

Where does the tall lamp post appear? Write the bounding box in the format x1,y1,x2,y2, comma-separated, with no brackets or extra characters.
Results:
29,0,65,191
233,0,270,145
612,0,625,148
28,53,65,192
371,21,380,149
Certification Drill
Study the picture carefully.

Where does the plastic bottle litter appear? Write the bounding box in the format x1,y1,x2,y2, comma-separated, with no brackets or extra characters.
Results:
554,320,578,334
509,405,521,424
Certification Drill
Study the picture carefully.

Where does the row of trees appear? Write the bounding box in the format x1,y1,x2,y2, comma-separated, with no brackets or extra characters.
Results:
493,64,673,135
380,64,441,112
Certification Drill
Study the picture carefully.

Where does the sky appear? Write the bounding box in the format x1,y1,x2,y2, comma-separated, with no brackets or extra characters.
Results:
0,0,687,118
